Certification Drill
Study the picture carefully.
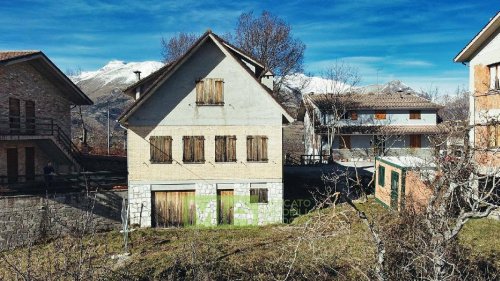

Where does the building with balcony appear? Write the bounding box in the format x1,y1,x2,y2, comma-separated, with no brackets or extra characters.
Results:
299,91,443,163
0,51,92,187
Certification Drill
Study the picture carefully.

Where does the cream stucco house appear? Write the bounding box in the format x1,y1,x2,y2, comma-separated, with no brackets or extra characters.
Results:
119,31,293,227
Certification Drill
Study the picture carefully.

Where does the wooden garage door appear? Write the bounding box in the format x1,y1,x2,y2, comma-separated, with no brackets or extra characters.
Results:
153,191,196,227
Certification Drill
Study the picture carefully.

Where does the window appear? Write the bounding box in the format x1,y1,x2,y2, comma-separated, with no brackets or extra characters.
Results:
490,64,500,90
409,110,421,120
247,136,268,162
196,78,224,105
215,135,237,162
410,134,422,148
350,111,358,120
375,110,387,120
339,135,351,149
250,188,268,203
487,124,500,148
183,136,205,163
378,165,385,187
150,136,172,163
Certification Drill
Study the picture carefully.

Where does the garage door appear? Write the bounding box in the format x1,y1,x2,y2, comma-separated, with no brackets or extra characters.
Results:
153,191,196,227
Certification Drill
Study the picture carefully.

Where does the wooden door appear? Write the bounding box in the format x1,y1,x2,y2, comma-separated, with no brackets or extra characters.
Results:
217,190,234,225
153,191,196,227
25,101,35,134
410,135,421,148
7,148,18,183
25,147,35,181
9,98,20,134
390,171,399,209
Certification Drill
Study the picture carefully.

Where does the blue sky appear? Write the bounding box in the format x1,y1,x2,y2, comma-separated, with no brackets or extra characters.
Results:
0,0,497,94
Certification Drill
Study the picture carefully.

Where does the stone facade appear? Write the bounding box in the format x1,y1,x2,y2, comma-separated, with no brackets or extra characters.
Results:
129,181,283,227
0,60,81,182
0,62,72,136
0,190,127,250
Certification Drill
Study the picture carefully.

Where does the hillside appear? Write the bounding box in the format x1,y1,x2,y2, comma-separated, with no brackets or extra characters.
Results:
1,200,498,280
70,60,422,152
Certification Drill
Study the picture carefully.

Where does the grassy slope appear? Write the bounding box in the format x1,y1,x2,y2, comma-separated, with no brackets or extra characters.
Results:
0,200,498,280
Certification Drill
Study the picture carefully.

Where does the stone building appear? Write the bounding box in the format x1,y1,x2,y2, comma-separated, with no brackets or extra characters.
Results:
454,11,500,170
0,51,92,187
118,31,293,227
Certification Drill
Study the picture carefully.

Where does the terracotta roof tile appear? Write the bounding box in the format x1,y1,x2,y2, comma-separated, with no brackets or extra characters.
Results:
307,92,442,110
0,51,40,62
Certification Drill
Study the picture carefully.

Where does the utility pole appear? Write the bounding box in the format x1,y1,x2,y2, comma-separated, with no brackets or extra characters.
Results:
107,100,110,155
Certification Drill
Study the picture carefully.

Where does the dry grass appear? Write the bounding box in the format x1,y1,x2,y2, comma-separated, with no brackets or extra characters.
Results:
0,199,497,280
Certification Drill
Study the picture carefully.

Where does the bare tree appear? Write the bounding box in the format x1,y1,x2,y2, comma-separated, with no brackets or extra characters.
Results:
233,10,305,91
161,32,199,63
438,86,470,122
317,121,499,280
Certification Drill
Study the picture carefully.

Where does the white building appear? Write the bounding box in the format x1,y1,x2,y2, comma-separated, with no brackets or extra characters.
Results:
299,91,443,162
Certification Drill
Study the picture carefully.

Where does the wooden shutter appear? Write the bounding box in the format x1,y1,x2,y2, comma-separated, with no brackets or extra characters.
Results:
150,136,172,163
228,136,236,162
215,136,225,162
410,110,421,120
340,135,351,149
261,136,268,161
183,136,193,162
350,111,358,120
9,98,20,132
410,135,421,148
474,64,490,94
194,136,205,162
375,110,386,120
247,136,254,161
196,80,204,104
214,79,224,104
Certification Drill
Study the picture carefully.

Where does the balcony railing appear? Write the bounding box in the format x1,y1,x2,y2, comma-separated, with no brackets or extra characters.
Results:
0,116,81,162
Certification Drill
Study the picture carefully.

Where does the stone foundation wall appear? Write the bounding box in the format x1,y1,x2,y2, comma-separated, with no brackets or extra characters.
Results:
129,181,283,227
0,190,127,250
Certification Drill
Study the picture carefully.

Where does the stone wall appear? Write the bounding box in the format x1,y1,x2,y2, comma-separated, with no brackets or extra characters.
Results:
0,190,127,250
129,181,283,227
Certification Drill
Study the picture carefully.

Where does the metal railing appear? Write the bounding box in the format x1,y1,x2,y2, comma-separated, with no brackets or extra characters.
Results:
0,116,81,162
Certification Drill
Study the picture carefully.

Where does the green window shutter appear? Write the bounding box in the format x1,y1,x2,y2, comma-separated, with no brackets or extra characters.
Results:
378,165,385,187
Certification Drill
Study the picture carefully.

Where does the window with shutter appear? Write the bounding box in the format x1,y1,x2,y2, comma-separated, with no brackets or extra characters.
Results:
350,111,358,120
247,136,268,162
215,135,237,162
410,135,421,148
339,135,351,149
375,110,387,120
195,78,224,105
409,110,421,120
183,136,205,163
490,63,500,90
250,188,268,203
149,136,172,163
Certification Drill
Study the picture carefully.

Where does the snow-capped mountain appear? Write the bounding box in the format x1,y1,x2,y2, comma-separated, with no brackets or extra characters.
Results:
69,60,419,150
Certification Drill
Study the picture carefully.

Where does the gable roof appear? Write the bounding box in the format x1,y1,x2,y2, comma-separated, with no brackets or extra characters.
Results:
454,11,500,62
305,92,442,111
0,50,93,105
118,31,293,124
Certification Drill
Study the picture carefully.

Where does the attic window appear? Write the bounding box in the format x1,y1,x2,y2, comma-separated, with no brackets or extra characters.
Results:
196,78,224,105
